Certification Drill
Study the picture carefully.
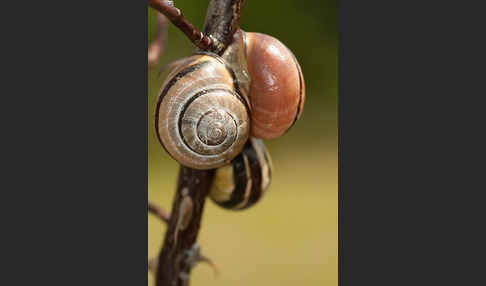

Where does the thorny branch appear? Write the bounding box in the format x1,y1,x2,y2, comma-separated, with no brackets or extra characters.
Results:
149,1,246,285
154,167,215,286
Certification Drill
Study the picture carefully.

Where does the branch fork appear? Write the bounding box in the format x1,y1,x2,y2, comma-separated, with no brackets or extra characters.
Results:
148,0,223,53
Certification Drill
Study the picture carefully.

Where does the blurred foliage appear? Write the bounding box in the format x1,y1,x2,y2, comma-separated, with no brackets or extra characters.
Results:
148,1,337,285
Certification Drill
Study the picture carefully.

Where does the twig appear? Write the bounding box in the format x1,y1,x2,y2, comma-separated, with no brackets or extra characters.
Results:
148,0,222,52
148,13,168,71
148,201,170,224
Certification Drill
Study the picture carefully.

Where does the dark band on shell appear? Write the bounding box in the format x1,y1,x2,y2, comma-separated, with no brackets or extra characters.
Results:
209,138,272,210
288,50,305,130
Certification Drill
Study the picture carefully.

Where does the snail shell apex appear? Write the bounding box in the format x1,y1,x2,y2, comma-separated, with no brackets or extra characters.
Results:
155,54,250,170
244,32,306,139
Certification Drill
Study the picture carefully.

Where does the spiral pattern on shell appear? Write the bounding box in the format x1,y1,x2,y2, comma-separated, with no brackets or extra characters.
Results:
155,54,250,170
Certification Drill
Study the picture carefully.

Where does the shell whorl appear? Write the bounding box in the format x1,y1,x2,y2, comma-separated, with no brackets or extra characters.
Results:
209,137,273,210
155,54,250,170
243,31,306,139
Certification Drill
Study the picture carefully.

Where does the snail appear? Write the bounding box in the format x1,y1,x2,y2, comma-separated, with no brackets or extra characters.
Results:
215,29,305,139
154,52,251,170
155,29,304,169
209,137,273,210
241,30,306,139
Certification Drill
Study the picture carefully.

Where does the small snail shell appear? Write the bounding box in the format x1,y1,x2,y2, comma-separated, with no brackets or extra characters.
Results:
209,137,273,210
243,31,306,139
155,53,251,170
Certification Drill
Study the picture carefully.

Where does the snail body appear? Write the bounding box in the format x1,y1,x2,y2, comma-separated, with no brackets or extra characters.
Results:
243,31,305,139
155,53,250,170
209,137,272,210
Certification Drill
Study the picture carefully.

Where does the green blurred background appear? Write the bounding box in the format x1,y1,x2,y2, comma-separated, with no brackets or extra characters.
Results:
148,1,337,285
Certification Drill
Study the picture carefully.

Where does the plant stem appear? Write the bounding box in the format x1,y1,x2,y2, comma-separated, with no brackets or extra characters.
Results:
153,1,245,285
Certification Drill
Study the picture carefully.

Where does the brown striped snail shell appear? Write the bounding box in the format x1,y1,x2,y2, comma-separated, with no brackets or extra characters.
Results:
209,137,273,210
242,30,306,139
155,53,251,170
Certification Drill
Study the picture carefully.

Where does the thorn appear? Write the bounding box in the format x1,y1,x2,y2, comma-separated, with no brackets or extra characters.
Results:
182,243,220,278
197,254,220,277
